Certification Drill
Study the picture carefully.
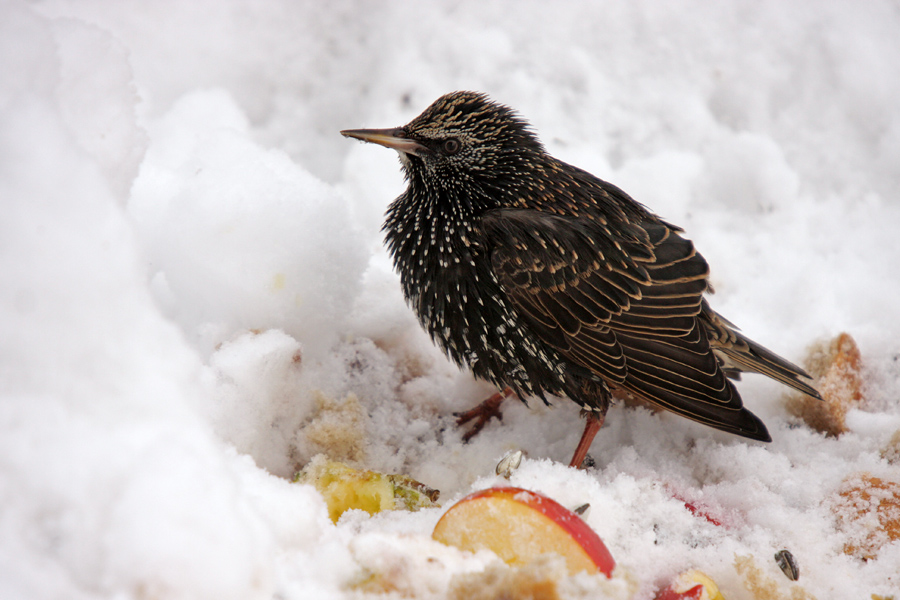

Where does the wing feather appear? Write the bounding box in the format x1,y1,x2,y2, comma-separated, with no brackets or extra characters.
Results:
480,207,772,440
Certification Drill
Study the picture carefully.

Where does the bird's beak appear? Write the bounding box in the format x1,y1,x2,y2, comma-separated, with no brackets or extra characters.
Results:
340,128,427,156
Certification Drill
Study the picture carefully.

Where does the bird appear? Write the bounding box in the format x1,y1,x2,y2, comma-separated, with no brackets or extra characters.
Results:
341,91,820,468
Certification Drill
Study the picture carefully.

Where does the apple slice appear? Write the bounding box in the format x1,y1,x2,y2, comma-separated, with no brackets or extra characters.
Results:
655,569,724,600
295,456,438,523
432,486,615,577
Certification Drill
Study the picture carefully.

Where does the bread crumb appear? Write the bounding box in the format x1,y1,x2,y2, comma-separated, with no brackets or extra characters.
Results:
786,332,863,436
734,554,817,600
832,473,900,560
302,392,367,463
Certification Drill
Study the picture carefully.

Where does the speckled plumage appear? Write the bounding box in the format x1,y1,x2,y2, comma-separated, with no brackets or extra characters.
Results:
342,91,819,460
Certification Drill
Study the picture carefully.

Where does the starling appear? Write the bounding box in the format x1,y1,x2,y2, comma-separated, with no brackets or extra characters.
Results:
342,91,820,468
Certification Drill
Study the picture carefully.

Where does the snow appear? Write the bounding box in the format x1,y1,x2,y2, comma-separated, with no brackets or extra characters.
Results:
2,1,899,598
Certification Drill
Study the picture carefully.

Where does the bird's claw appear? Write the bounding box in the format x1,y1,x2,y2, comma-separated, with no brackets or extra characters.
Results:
454,387,512,442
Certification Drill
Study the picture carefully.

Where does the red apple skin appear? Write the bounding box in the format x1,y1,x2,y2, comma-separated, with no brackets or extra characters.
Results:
653,570,724,600
655,584,705,600
439,486,616,577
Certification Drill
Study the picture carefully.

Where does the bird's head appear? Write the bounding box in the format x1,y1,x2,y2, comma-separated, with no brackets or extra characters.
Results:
342,92,545,199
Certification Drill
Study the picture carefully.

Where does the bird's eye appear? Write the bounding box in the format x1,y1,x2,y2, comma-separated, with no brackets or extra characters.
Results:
442,138,461,155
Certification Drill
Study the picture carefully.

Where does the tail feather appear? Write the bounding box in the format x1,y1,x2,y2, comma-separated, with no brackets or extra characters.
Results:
701,301,820,400
714,334,821,399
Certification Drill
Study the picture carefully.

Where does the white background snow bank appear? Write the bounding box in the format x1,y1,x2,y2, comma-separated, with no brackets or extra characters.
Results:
2,1,899,598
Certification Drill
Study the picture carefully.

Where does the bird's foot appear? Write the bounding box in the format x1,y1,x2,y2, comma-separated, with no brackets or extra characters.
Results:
455,387,513,442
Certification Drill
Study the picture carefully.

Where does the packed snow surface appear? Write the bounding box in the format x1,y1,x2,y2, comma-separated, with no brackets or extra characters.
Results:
2,1,900,598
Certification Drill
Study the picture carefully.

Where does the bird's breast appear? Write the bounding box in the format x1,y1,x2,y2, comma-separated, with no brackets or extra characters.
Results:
392,231,566,396
400,236,498,359
384,193,569,395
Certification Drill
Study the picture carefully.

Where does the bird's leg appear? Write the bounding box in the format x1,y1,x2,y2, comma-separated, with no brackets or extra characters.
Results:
568,409,606,469
455,387,514,442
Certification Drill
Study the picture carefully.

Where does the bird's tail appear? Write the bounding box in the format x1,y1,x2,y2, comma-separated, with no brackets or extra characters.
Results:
702,302,821,400
714,331,821,399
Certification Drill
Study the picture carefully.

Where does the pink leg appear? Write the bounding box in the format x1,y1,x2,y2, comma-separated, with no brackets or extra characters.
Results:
455,387,514,442
568,411,604,469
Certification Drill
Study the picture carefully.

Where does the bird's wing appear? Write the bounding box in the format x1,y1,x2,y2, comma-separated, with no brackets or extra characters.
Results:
480,207,770,441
